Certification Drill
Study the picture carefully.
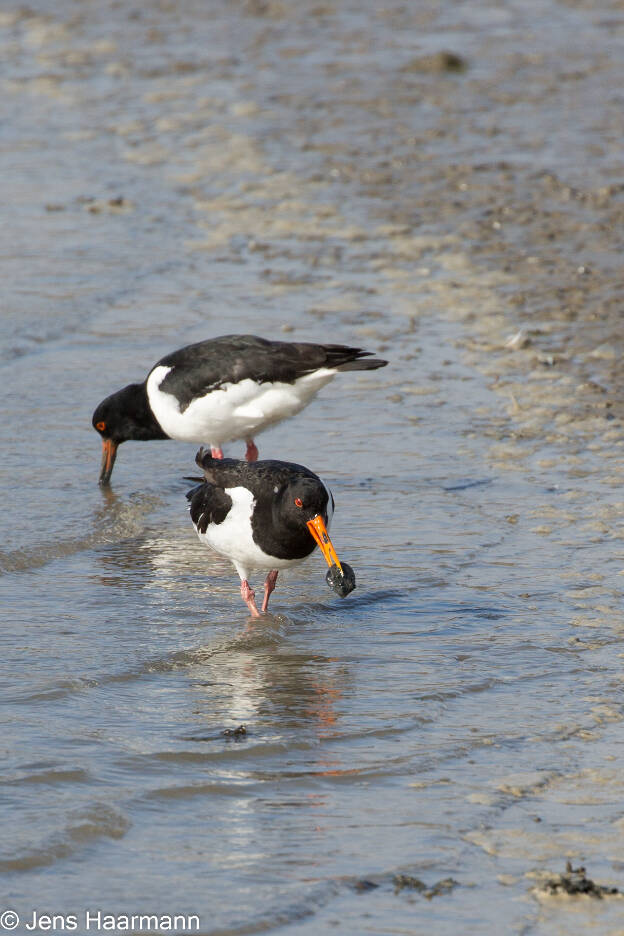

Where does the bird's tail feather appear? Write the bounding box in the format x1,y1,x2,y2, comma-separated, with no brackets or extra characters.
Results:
336,356,387,371
194,446,220,484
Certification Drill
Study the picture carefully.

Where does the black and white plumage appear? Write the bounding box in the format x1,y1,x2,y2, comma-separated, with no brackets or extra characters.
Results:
92,334,387,484
186,448,354,617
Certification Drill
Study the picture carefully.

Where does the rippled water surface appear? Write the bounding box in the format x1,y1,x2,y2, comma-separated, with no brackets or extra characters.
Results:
3,1,624,933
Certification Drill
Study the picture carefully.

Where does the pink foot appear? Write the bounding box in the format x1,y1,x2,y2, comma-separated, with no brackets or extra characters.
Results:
261,570,279,613
211,446,224,459
245,439,259,463
240,579,261,618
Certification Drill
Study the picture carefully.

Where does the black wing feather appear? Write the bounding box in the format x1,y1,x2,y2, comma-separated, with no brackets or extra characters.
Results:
156,334,386,411
186,482,233,533
194,446,319,496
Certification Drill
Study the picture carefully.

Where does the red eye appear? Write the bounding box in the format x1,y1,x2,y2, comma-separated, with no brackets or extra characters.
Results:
96,421,106,432
294,497,303,508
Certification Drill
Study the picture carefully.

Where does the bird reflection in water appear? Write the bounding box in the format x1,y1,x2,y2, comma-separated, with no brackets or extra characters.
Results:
92,509,352,777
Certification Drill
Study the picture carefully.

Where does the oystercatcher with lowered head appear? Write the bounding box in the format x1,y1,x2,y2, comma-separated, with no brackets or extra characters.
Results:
186,447,356,617
93,334,387,484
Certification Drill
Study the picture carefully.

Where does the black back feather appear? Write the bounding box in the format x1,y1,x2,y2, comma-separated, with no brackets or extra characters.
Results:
157,335,387,411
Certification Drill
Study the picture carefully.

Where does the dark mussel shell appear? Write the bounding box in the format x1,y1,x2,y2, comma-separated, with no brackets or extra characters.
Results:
325,561,356,598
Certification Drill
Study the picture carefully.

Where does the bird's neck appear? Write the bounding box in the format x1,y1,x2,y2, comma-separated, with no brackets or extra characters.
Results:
125,383,169,440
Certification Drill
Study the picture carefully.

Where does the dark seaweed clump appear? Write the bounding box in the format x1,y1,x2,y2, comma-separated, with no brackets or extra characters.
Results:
222,725,247,739
393,875,459,899
542,862,621,898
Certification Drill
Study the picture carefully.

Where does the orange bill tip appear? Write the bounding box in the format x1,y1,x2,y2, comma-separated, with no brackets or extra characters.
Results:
306,514,342,571
99,437,118,486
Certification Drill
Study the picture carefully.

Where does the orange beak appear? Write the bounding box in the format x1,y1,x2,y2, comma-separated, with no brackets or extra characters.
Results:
99,438,118,486
306,515,343,571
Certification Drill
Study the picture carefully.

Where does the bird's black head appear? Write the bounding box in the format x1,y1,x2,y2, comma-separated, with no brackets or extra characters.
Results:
277,475,331,530
276,474,354,596
92,382,167,485
248,469,333,563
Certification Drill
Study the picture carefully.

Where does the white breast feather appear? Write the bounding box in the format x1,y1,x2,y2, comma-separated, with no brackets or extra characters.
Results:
146,366,338,445
194,486,308,582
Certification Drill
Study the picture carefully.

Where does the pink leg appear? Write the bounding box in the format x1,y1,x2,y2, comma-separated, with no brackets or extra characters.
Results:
261,570,279,613
211,445,224,459
240,579,261,618
245,439,259,463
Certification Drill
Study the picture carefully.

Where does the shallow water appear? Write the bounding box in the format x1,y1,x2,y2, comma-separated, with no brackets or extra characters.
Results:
2,1,624,934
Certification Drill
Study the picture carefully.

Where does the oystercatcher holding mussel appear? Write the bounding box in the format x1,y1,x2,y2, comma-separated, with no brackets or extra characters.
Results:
186,448,356,617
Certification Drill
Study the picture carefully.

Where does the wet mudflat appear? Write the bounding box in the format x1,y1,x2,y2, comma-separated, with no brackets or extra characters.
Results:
2,1,624,933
